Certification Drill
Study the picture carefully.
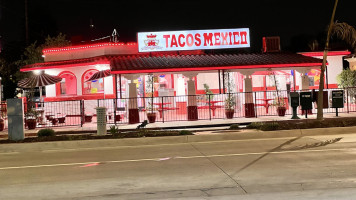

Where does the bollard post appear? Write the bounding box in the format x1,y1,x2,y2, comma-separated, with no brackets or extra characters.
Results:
96,107,107,135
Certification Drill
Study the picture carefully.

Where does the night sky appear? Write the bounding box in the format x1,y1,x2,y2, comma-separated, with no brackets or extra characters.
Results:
1,0,356,52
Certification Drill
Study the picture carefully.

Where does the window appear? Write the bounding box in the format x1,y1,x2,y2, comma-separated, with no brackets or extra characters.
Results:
56,71,77,96
82,69,104,95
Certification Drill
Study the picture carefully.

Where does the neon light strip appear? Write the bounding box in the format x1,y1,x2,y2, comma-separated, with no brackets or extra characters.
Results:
20,61,110,72
300,51,351,57
43,42,137,54
110,63,323,74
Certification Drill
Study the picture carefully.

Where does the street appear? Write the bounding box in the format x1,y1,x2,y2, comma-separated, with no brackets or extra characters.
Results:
1,130,356,199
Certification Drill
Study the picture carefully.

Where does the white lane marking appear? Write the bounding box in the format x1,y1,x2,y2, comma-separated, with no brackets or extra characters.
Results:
0,161,100,170
0,152,19,155
157,157,171,161
0,148,352,171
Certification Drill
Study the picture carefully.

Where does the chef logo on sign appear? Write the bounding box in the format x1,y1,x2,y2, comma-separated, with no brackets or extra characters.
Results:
142,34,162,51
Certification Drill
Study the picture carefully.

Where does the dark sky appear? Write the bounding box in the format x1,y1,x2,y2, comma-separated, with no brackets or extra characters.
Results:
1,0,356,52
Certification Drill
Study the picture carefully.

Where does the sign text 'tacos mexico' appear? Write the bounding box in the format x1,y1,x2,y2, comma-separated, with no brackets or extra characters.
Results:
137,28,250,52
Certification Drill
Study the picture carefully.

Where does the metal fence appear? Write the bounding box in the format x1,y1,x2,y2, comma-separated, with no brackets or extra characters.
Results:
24,100,83,128
97,87,356,124
16,87,356,129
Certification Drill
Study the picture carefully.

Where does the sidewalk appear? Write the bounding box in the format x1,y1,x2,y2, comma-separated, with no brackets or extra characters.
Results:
0,112,356,139
0,112,355,139
0,125,355,153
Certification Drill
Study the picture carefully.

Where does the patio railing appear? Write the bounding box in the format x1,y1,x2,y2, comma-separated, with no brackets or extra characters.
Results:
97,87,356,124
23,100,83,128
16,87,356,129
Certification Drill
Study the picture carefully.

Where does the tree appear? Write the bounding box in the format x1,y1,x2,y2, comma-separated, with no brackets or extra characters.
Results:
317,0,339,120
332,22,356,54
17,33,71,66
337,69,356,103
1,33,71,99
337,69,356,88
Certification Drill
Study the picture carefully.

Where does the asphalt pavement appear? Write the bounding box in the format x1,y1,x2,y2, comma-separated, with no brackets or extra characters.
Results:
1,127,356,199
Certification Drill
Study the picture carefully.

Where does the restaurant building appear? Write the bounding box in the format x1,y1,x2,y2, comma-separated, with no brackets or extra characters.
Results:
20,28,350,123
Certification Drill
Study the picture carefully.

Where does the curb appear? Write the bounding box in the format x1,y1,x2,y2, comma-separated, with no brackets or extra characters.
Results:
0,126,355,153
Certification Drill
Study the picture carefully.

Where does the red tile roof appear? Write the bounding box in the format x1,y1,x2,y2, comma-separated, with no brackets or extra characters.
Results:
21,53,323,73
110,53,323,74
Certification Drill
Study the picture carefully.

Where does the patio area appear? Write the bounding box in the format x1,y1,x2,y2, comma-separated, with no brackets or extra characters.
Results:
0,87,353,132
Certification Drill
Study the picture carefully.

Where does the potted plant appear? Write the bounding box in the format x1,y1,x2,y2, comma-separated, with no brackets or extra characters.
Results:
24,88,39,129
25,109,38,130
146,102,156,123
274,97,287,116
224,71,236,119
225,94,236,119
268,69,287,117
146,74,156,123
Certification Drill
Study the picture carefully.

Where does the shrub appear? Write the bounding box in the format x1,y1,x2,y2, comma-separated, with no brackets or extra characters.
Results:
247,122,263,129
341,119,356,127
229,124,240,130
259,122,280,131
109,125,120,137
179,130,193,135
37,129,55,137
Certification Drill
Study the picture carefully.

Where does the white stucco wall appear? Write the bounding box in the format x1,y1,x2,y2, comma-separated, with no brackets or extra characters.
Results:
44,64,111,97
252,75,263,88
104,76,114,95
311,55,343,85
196,72,220,91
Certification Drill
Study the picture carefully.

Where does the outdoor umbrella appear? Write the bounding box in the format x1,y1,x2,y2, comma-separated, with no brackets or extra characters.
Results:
18,72,62,99
86,69,111,99
86,69,111,82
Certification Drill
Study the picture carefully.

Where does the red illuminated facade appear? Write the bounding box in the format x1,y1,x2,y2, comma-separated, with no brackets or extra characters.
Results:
20,41,350,103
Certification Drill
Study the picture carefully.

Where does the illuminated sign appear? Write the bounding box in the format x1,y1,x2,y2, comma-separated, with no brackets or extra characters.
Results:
137,28,250,52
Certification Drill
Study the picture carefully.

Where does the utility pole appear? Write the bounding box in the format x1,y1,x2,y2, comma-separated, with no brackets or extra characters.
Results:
25,0,29,44
317,0,339,120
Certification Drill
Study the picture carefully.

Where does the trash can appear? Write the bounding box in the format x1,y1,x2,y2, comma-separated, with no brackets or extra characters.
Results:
96,107,107,135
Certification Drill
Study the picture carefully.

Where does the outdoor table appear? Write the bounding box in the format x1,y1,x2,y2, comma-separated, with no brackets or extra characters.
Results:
56,114,66,123
153,102,172,118
85,113,93,122
45,114,54,120
209,101,223,117
198,101,223,117
256,99,274,113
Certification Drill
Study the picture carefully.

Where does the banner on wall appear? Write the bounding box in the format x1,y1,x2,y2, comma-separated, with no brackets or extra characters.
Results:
137,28,250,52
